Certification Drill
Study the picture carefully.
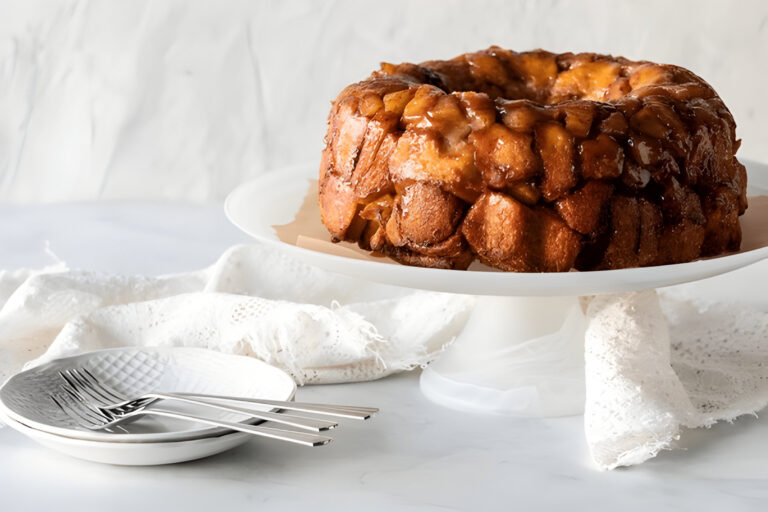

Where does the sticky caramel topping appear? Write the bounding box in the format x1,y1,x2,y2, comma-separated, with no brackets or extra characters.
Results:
318,47,747,271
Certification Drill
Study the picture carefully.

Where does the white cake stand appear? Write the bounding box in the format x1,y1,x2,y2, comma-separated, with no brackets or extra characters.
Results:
225,161,768,417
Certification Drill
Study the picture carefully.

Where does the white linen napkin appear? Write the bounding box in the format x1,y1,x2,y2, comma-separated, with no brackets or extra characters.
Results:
584,290,768,470
0,244,473,386
1,242,766,470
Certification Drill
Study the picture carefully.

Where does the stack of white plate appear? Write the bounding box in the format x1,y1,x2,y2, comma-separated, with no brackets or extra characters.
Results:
0,347,297,465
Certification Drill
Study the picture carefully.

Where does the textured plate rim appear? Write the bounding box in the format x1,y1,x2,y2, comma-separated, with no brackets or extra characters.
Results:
0,347,296,444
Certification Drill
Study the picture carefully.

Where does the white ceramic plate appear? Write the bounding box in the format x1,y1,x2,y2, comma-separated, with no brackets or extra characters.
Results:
0,347,296,443
0,413,253,466
225,161,768,296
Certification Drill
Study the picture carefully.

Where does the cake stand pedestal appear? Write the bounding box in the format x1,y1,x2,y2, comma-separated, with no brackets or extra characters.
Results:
225,162,768,418
420,295,587,417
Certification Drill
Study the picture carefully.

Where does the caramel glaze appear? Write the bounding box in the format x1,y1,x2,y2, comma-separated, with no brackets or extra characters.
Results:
318,47,748,271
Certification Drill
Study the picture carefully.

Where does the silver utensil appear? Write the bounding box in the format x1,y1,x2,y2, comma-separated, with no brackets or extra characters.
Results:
51,391,332,447
59,369,338,432
64,367,378,420
171,393,378,419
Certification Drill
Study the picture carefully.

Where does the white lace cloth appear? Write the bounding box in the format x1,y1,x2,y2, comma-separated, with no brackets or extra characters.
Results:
0,243,766,470
0,244,473,386
584,291,768,469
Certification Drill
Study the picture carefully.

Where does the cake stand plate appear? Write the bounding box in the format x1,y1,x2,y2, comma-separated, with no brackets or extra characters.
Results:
225,161,768,417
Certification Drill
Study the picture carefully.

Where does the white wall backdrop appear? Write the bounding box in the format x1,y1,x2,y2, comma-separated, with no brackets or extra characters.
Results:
0,0,766,203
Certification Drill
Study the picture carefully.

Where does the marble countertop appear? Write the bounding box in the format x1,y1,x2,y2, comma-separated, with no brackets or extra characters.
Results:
1,202,767,512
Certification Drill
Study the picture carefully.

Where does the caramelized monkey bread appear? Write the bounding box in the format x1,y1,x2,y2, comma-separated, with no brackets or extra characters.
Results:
318,47,748,271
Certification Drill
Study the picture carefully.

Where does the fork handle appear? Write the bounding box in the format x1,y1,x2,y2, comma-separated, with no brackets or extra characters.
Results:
170,392,378,420
137,408,332,447
144,393,338,432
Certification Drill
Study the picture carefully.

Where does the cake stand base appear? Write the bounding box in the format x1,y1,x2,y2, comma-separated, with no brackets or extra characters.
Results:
419,295,587,417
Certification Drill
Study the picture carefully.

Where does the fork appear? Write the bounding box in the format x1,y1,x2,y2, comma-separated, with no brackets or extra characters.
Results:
51,390,332,447
59,369,339,432
63,367,378,420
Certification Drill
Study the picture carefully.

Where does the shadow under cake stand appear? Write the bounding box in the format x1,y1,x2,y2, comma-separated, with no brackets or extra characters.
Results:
225,162,768,418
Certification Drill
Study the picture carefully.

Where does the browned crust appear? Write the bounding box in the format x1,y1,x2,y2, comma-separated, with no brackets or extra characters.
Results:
318,47,747,272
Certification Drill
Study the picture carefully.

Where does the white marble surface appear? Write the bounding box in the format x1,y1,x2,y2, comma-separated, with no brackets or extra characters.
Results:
1,203,768,511
0,0,767,202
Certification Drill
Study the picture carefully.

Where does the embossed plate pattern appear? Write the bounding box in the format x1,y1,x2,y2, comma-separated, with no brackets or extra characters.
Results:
0,347,296,443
